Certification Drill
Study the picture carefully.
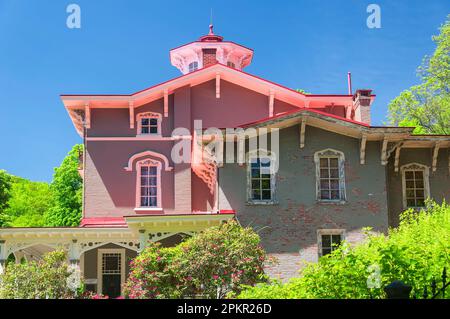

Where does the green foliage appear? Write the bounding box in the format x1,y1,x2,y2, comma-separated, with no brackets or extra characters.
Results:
237,201,450,299
295,89,310,94
388,15,450,134
44,144,83,227
0,170,12,227
0,144,83,228
0,250,80,299
3,177,53,227
123,220,269,299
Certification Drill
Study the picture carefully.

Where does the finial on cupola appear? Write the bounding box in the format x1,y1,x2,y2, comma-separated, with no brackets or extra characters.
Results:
209,8,214,34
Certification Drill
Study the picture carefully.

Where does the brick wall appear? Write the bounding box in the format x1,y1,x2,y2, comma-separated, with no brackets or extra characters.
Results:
219,125,390,281
202,49,217,67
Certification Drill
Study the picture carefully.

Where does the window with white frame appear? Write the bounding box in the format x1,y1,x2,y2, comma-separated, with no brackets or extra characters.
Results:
188,61,198,73
314,149,346,202
136,112,161,136
401,163,430,209
136,159,161,208
318,229,344,257
247,151,276,203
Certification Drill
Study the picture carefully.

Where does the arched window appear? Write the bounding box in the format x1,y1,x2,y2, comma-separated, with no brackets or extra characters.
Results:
314,149,346,202
188,61,198,73
135,159,162,210
401,163,430,209
247,150,277,204
136,112,162,136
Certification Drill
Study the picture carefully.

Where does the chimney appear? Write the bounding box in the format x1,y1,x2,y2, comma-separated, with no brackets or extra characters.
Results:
353,89,373,125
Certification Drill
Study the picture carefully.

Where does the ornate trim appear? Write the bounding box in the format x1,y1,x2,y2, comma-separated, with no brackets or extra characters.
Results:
135,159,162,209
124,150,173,172
246,149,278,205
400,162,431,209
136,111,162,136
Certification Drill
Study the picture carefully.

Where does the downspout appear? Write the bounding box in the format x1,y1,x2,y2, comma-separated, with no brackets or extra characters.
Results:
82,121,87,224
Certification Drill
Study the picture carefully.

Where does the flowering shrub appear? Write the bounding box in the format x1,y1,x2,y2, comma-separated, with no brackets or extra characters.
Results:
123,220,270,299
0,250,81,299
123,244,182,299
237,200,450,299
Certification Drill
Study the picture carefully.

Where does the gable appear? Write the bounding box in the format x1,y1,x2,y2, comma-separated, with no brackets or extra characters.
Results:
191,79,298,128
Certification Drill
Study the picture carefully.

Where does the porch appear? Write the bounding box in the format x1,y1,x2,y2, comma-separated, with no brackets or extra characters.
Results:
0,213,234,297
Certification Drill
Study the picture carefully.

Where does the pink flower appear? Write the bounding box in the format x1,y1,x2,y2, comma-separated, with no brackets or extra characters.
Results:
213,275,219,280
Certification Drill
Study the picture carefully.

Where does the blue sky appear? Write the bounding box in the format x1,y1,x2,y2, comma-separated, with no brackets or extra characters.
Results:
0,0,449,182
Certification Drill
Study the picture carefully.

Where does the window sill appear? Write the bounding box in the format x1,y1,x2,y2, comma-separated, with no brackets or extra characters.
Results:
134,207,163,213
246,200,279,206
316,200,347,205
135,134,162,138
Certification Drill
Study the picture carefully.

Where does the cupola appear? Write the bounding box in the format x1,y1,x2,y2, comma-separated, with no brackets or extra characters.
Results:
169,25,254,74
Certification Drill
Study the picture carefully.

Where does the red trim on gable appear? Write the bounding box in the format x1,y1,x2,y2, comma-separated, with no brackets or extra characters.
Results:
60,63,369,100
234,108,371,128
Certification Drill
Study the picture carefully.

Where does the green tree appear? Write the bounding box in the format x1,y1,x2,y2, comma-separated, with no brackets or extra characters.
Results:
3,177,53,227
388,15,450,134
0,170,12,227
0,250,81,299
44,144,83,227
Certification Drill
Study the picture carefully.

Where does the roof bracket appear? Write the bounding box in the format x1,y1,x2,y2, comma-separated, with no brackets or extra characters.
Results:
360,134,367,164
216,72,221,99
381,137,388,165
164,89,169,117
269,89,275,117
394,144,402,172
299,116,307,149
432,142,441,172
84,102,91,129
129,101,134,129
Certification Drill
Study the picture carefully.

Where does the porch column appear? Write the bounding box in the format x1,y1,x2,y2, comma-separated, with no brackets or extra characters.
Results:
67,240,82,293
68,239,82,264
0,240,6,274
138,229,147,253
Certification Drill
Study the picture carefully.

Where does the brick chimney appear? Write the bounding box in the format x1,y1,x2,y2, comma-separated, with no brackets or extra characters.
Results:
353,89,373,125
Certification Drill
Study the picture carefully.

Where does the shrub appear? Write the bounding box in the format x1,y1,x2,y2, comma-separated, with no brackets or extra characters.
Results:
0,250,81,299
237,200,450,299
123,219,270,299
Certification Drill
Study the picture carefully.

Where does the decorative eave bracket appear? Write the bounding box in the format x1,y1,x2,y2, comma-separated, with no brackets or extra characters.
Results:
129,101,135,129
380,137,388,165
432,142,441,172
164,89,169,117
394,144,403,172
216,72,221,99
269,89,275,117
299,116,307,149
360,134,367,164
84,102,91,129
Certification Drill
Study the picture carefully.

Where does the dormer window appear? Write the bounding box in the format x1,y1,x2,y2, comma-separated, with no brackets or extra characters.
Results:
188,61,198,73
136,112,162,136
